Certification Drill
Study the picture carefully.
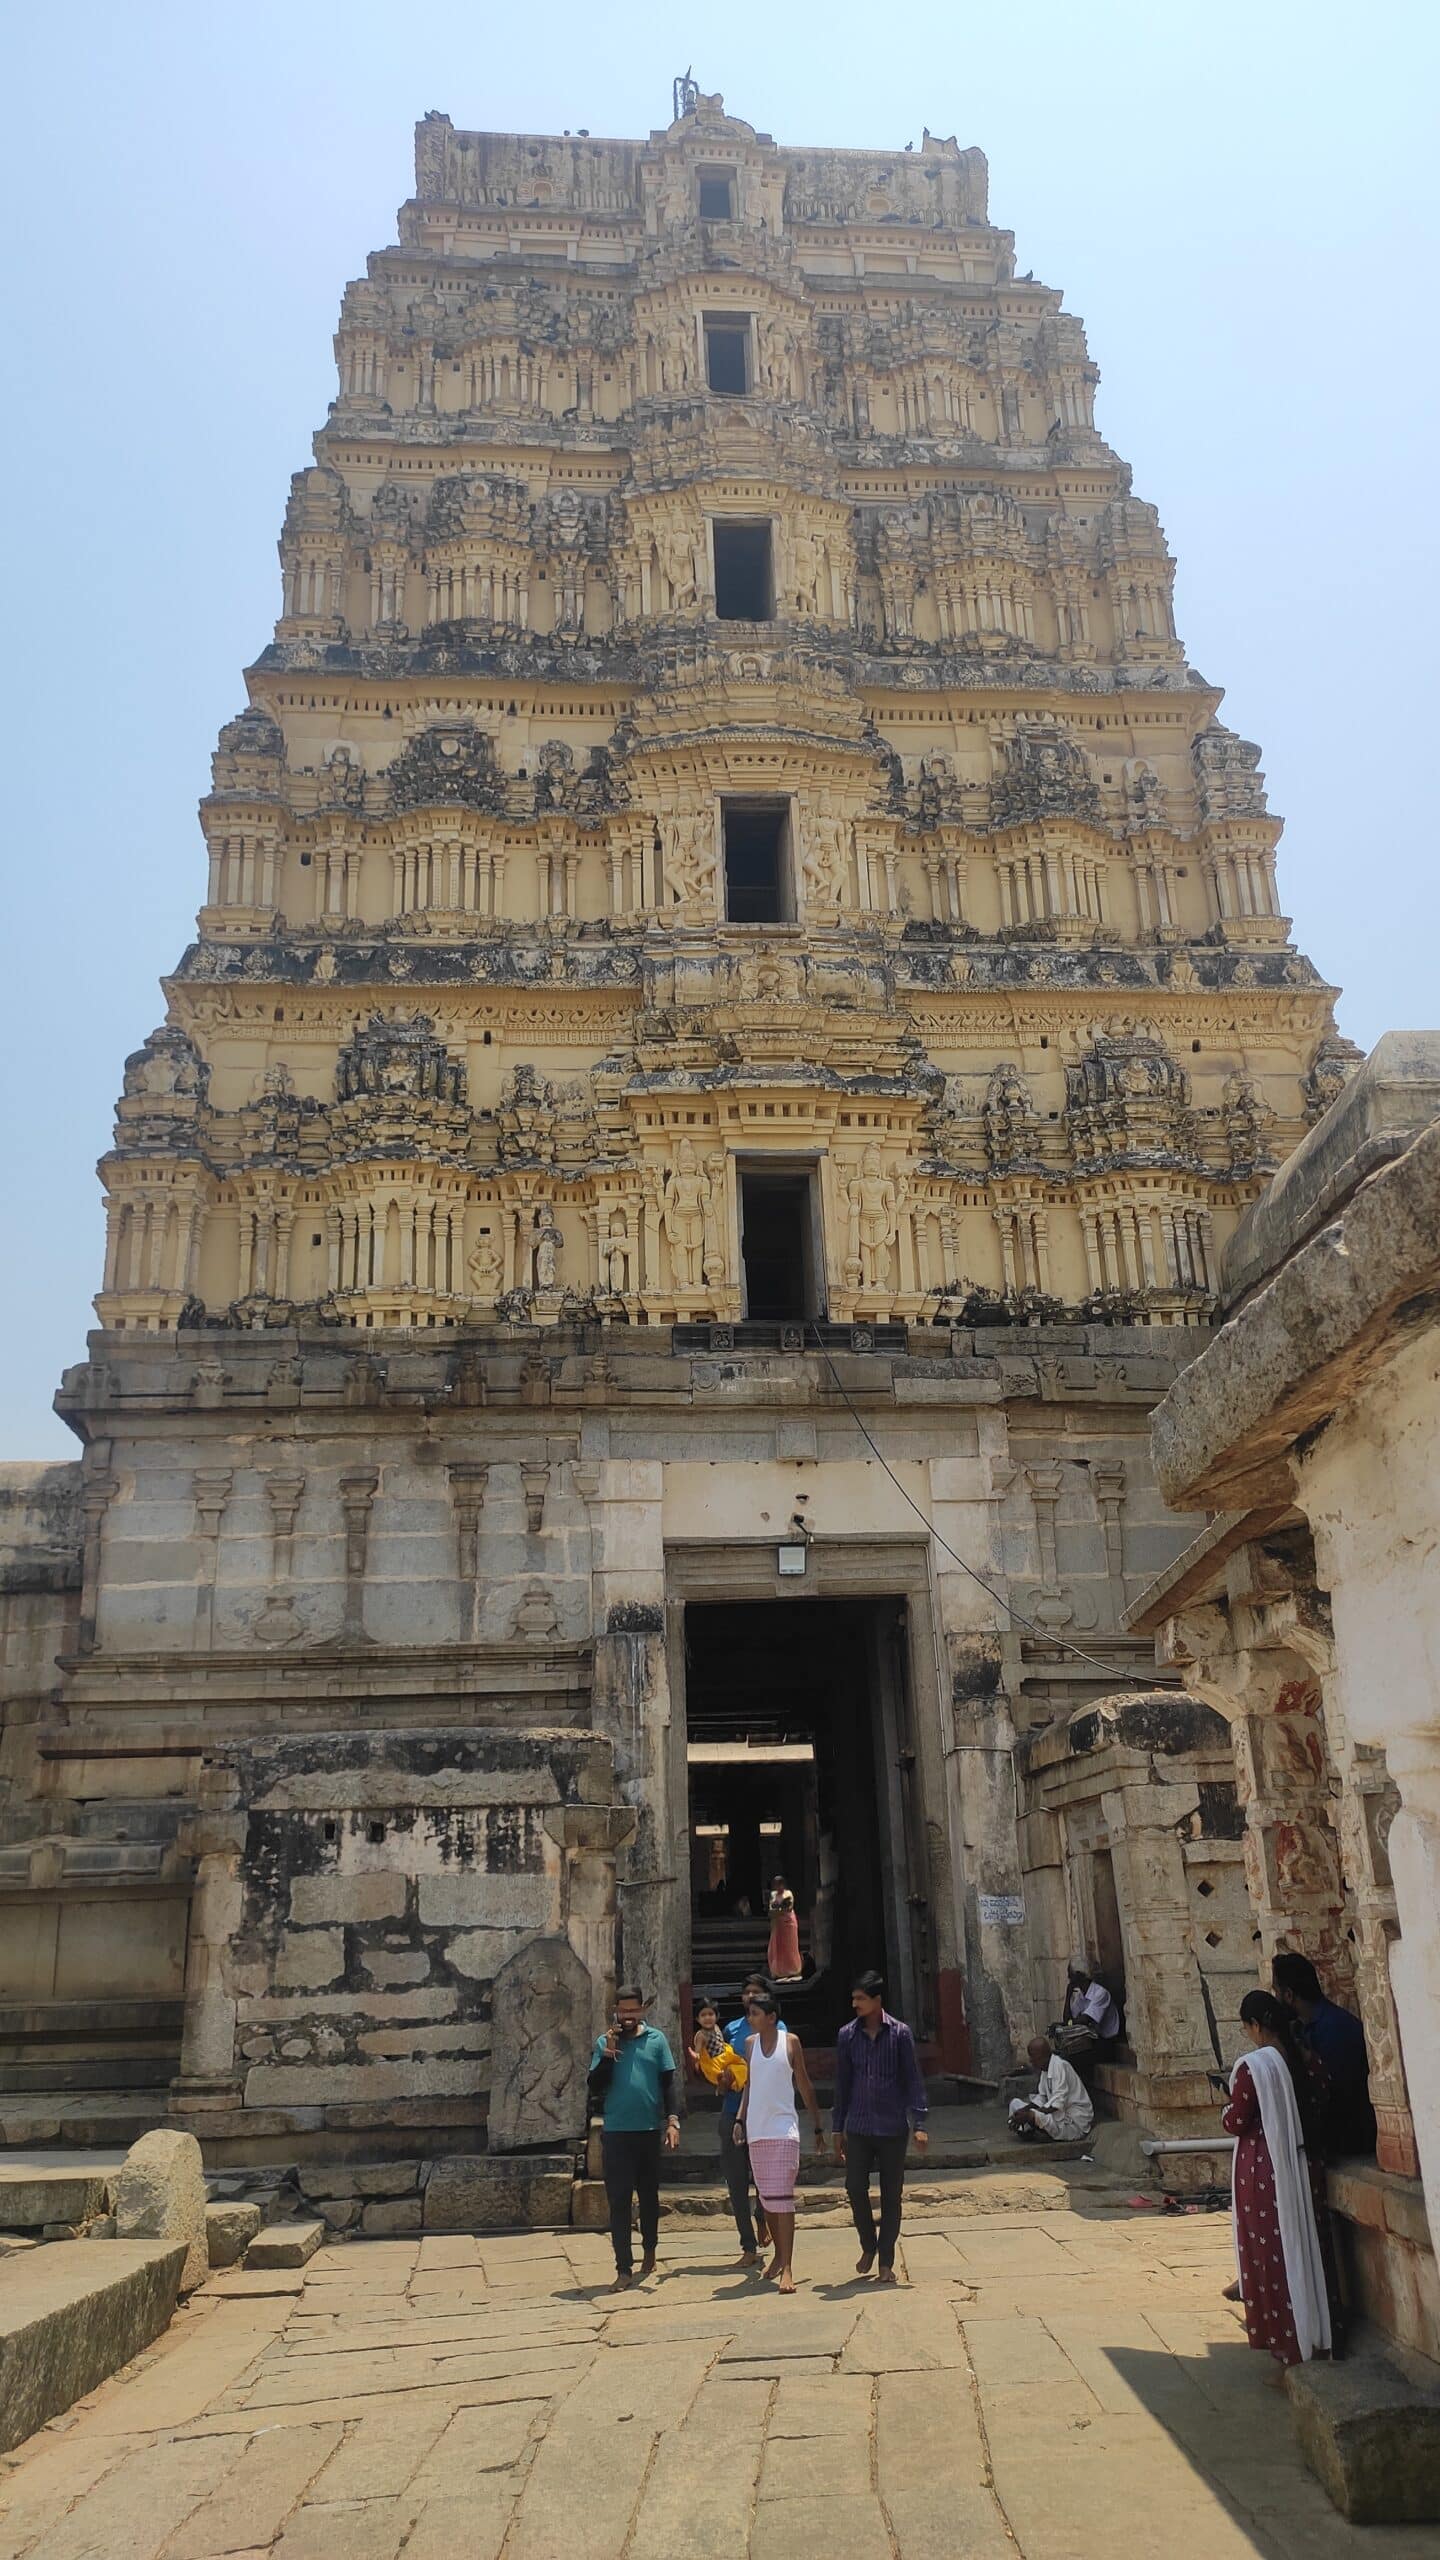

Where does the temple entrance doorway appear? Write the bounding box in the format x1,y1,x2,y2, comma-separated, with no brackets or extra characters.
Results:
682,1595,927,2047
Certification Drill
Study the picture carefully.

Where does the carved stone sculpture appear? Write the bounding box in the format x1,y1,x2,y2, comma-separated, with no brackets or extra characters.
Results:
487,1936,592,2150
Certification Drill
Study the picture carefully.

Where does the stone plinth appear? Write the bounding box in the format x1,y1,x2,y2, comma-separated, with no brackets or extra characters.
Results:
0,2238,185,2455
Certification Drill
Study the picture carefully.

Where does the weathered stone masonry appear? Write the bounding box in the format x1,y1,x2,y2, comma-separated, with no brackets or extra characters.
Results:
0,87,1350,2160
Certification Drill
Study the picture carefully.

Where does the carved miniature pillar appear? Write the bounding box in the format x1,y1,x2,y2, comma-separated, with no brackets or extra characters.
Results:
77,1456,119,1656
1026,1463,1063,1592
264,1470,306,1584
338,1467,379,1644
522,1462,550,1535
448,1463,488,1640
1092,1461,1127,1588
192,1467,233,1651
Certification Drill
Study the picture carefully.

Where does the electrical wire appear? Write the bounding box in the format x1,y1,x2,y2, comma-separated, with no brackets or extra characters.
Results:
806,1323,1158,1688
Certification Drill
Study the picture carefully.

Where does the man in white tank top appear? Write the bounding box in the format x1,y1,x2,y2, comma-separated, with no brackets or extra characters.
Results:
734,1993,826,2293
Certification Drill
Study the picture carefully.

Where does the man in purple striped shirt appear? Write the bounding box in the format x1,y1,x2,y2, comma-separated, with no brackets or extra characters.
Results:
833,1970,929,2282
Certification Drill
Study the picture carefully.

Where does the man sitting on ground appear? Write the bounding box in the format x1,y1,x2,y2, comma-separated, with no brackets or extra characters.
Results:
1009,2035,1094,2143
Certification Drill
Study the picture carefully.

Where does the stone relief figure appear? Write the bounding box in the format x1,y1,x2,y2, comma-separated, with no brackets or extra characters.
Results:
736,950,803,1004
660,1140,711,1289
603,1211,633,1296
845,1146,901,1291
498,1064,557,1164
664,814,717,913
530,1209,563,1293
984,1062,1040,1172
801,802,849,912
122,1027,207,1102
487,1938,592,2151
512,1582,559,1641
466,1230,503,1302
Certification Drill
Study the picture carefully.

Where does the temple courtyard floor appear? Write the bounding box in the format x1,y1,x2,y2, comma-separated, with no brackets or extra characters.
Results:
1,2172,1431,2560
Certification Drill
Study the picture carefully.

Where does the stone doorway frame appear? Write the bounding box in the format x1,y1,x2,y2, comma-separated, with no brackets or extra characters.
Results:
663,1537,949,2040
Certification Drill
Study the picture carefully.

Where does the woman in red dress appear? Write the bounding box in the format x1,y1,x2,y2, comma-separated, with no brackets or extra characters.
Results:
1223,1989,1333,2373
766,1875,802,1983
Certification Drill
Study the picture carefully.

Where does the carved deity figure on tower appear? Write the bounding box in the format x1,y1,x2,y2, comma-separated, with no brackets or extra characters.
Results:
801,799,849,913
531,1209,563,1294
846,1146,901,1291
466,1229,503,1303
664,814,717,914
603,1210,633,1296
660,1141,711,1289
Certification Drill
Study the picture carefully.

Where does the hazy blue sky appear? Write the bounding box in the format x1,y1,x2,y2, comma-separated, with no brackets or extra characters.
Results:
4,1,1436,1458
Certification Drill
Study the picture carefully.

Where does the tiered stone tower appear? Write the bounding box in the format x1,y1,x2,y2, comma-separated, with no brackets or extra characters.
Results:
14,90,1353,2166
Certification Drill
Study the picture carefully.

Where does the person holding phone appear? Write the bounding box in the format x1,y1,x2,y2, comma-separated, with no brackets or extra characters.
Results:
587,1986,680,2291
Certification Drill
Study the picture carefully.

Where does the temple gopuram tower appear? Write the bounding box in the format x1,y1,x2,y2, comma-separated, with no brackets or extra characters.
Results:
8,88,1354,2169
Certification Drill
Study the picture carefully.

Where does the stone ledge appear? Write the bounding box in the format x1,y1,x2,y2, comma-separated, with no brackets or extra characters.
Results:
0,2166,112,2231
0,2237,185,2455
1223,1032,1440,1305
1151,1110,1440,1511
425,2154,573,2231
1286,2340,1440,2522
245,2219,323,2268
1329,2159,1433,2249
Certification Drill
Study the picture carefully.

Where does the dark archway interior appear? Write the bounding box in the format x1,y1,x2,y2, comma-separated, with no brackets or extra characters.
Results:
684,1596,901,2043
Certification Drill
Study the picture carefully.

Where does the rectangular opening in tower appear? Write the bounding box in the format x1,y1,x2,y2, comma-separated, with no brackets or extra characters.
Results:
698,170,735,220
738,1165,817,1319
713,521,773,622
722,800,790,922
704,313,750,395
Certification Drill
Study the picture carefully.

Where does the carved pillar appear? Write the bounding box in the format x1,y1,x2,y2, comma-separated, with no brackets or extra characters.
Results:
192,1467,233,1652
448,1463,488,1643
77,1453,119,1656
1328,1722,1417,2177
338,1467,379,1644
1103,1775,1222,2126
169,1807,248,2115
1092,1461,1127,1588
264,1470,305,1583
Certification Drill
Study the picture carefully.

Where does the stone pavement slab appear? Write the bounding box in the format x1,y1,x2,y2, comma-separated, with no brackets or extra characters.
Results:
1,2203,1429,2560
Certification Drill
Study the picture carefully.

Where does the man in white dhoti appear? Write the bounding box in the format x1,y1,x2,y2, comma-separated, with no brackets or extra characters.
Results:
1009,2035,1094,2142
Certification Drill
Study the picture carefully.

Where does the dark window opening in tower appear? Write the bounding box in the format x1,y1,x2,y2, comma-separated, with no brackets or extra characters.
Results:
704,314,750,395
739,1167,818,1319
723,800,790,921
713,520,773,621
698,171,735,220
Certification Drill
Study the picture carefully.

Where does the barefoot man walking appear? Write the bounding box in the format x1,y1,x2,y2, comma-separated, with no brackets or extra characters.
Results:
734,1992,826,2293
833,1970,929,2282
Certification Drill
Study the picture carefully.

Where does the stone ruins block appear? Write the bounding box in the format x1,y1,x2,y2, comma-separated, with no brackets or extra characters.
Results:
112,2128,209,2293
245,2218,325,2268
487,1934,592,2152
205,2200,262,2268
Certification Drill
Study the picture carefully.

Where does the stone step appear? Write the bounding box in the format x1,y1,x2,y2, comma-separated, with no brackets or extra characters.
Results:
576,2163,1102,2229
0,2163,114,2231
0,2094,165,2149
244,2218,324,2269
0,2237,186,2456
0,2059,175,2094
663,2137,1090,2186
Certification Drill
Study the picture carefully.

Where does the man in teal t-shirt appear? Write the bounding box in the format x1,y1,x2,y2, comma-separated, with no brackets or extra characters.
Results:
587,1985,679,2288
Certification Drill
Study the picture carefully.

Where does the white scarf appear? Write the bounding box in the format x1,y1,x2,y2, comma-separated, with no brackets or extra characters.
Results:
1229,2040,1332,2361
